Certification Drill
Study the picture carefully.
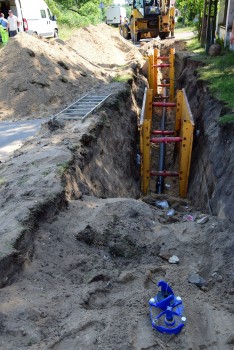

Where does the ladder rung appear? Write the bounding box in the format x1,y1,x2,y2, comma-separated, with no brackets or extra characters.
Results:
153,102,176,107
154,64,170,68
154,96,170,100
158,84,170,87
150,137,182,143
150,171,179,177
157,56,169,60
151,130,175,135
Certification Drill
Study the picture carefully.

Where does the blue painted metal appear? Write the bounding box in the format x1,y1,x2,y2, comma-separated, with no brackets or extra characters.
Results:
149,280,186,334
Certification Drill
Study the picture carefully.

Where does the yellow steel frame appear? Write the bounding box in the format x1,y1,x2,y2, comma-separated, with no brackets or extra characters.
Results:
140,89,153,194
148,48,175,101
175,89,183,133
148,55,154,91
176,89,195,198
141,120,151,194
143,56,194,198
169,48,175,101
145,89,153,121
153,48,159,97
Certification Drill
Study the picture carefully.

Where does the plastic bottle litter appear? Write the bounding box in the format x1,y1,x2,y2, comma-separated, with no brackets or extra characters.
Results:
196,216,209,224
167,208,175,216
155,200,169,209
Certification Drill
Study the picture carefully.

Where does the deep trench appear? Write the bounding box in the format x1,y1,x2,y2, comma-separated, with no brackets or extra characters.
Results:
2,50,233,289
62,55,233,223
175,55,233,222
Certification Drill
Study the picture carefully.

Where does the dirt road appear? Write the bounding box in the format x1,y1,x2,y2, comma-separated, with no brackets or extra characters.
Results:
0,25,233,350
0,119,48,162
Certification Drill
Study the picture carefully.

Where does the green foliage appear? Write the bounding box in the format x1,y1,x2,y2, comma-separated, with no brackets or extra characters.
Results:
186,38,234,112
199,52,234,109
215,37,224,46
57,24,78,40
45,0,62,19
177,16,183,24
0,176,6,186
45,0,111,27
186,37,205,54
52,0,91,13
56,161,70,175
218,114,234,125
79,2,102,24
176,0,203,24
112,74,133,83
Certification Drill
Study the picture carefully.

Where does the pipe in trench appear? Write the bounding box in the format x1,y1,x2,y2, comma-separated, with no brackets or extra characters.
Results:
156,83,167,194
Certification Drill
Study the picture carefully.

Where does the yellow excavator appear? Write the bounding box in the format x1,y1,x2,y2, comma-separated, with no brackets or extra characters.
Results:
119,0,175,42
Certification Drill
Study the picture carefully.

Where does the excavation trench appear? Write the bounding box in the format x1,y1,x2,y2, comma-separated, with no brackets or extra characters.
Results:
0,43,234,350
175,54,234,223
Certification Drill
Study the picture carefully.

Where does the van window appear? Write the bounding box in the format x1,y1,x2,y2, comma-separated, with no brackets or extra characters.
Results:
47,8,52,19
40,10,46,18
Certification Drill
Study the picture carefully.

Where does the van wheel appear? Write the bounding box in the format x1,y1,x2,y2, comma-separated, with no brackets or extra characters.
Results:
54,29,58,38
32,32,38,36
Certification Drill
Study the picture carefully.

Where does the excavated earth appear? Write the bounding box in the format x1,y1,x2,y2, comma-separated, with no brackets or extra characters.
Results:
0,24,233,350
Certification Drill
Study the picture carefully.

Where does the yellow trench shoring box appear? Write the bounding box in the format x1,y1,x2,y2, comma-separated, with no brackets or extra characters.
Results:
175,89,195,198
140,88,194,198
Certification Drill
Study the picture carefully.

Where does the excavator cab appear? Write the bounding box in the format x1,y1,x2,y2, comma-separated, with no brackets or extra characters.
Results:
133,0,161,17
121,0,174,41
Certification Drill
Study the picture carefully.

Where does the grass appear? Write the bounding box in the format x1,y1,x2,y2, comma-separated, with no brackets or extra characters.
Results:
199,53,234,108
58,24,78,41
56,161,70,176
185,37,205,54
175,25,196,33
112,74,133,83
0,176,6,186
218,114,234,125
185,37,234,124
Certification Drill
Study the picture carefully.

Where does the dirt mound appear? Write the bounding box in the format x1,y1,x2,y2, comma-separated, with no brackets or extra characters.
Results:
66,23,141,66
0,24,142,121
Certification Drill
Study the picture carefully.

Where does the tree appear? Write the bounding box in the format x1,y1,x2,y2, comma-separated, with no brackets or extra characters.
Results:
176,0,204,23
45,0,113,26
51,0,112,15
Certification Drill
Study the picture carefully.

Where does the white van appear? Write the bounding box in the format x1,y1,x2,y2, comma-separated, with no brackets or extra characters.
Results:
106,6,126,26
0,0,58,38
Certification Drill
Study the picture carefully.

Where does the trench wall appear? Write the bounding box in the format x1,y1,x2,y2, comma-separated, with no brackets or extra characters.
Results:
64,79,145,200
176,55,234,222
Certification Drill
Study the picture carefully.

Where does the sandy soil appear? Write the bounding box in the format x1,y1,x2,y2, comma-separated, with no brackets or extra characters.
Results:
0,24,142,121
0,24,233,350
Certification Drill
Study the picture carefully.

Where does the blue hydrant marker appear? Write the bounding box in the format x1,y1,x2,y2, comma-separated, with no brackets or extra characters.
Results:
149,280,186,334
